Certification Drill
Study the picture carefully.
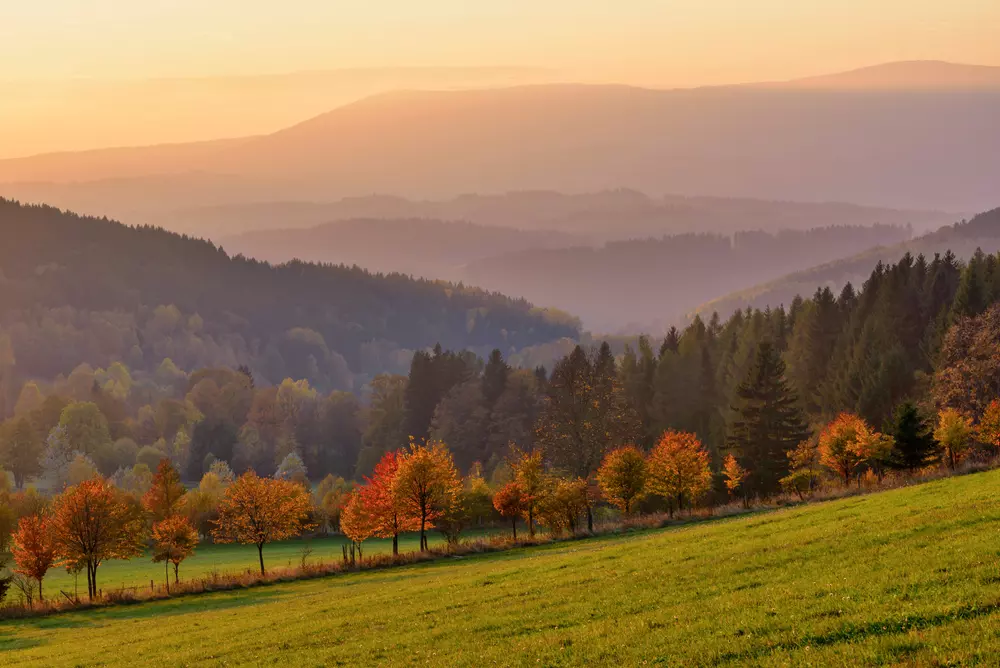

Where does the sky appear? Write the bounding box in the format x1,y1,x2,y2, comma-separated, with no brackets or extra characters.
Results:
1,0,998,157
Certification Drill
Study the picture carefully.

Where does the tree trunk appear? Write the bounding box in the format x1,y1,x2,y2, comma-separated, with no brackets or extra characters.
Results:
37,577,43,603
586,505,594,533
392,532,398,557
420,510,427,552
512,518,517,541
165,560,170,594
528,507,535,537
258,544,266,575
174,562,180,584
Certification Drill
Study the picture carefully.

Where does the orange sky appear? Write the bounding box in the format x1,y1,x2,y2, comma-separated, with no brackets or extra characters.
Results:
1,0,998,158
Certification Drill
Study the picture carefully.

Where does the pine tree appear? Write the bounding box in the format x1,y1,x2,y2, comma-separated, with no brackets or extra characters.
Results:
481,349,510,406
726,341,809,498
886,402,939,472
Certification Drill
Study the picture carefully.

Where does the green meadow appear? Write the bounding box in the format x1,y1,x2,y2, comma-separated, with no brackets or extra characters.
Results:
37,531,475,598
5,470,1000,666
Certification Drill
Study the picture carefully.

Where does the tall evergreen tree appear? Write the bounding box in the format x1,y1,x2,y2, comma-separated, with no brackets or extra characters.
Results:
726,341,808,498
481,349,510,406
886,402,939,472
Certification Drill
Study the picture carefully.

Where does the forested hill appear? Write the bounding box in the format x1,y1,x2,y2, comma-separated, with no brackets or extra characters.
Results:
0,199,578,391
694,207,1000,321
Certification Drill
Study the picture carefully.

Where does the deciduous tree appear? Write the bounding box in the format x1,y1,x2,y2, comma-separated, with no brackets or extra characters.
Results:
339,489,376,561
647,430,712,517
492,481,524,540
392,439,461,551
359,451,417,555
596,446,647,515
721,454,748,504
151,515,198,590
12,513,57,603
143,458,186,521
50,477,146,600
934,409,974,471
212,471,314,574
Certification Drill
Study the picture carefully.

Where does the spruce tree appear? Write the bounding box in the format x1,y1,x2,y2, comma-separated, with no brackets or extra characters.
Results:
726,340,808,498
887,402,939,472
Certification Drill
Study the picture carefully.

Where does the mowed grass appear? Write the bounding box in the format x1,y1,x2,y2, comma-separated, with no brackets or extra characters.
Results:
5,470,1000,666
38,531,474,598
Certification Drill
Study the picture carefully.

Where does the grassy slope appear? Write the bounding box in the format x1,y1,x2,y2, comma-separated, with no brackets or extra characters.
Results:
5,470,1000,666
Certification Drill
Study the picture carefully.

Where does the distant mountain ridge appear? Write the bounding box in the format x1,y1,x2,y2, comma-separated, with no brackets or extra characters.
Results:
693,207,1000,321
1,61,998,214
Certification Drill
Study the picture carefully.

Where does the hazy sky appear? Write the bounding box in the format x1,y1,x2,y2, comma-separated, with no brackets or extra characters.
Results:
4,0,998,84
1,1,998,158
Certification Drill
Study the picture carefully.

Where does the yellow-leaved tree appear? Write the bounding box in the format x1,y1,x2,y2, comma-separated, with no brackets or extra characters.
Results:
212,471,314,574
392,439,461,552
647,431,712,517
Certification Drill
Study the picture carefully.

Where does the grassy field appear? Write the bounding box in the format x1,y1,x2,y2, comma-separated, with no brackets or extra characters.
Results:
4,469,1000,666
38,530,482,598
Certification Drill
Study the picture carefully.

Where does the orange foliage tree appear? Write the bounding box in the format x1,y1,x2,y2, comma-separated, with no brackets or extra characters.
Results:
50,477,146,600
151,515,199,590
492,481,525,540
721,454,749,504
819,413,894,484
359,450,418,556
12,513,58,603
392,439,461,551
340,489,377,561
510,447,548,537
647,430,712,517
143,458,187,521
977,399,1000,452
212,471,314,575
596,446,647,515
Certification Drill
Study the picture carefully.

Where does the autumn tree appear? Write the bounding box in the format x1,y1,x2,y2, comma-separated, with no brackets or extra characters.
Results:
50,477,146,600
976,400,1000,454
392,439,461,551
0,417,43,488
596,446,647,515
934,409,974,471
510,447,548,537
538,477,588,535
359,450,417,556
151,515,199,591
933,303,1000,416
647,430,712,517
340,489,376,561
12,513,57,603
780,437,823,499
212,471,314,575
492,481,525,540
818,414,893,485
143,458,186,521
721,454,749,504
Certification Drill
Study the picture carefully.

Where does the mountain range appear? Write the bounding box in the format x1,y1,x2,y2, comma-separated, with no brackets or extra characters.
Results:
2,61,998,217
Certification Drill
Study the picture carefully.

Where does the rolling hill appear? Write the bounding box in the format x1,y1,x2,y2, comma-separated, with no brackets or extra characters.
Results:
1,61,998,216
4,467,1000,665
220,218,585,279
695,206,1000,320
0,199,578,389
162,190,954,240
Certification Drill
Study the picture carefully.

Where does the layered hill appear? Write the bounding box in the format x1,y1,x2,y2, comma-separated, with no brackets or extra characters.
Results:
695,207,1000,320
165,191,953,240
2,62,998,216
220,218,585,279
0,199,578,389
